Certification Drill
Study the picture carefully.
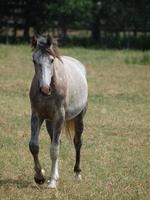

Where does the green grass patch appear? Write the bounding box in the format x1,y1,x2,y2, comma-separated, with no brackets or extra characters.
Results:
125,51,150,65
0,45,149,199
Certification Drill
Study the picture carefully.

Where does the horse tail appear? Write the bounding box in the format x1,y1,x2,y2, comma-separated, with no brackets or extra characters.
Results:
64,119,75,140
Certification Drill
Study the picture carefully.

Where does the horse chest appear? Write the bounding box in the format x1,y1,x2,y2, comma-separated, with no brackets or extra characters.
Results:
31,96,61,119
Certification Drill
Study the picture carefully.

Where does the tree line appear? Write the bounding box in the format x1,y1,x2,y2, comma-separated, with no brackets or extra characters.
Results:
0,0,150,49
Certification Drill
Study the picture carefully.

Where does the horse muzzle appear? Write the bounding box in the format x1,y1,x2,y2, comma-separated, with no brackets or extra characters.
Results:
40,85,52,96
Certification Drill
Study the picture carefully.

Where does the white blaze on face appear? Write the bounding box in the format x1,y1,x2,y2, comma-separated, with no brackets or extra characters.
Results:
33,50,54,88
40,57,52,87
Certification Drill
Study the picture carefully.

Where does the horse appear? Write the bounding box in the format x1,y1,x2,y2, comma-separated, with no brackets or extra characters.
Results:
29,35,88,188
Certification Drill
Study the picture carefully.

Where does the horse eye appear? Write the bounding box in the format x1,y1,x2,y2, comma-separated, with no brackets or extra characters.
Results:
51,59,54,64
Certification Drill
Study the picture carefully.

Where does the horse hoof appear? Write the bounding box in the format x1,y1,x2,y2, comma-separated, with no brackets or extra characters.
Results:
75,173,82,181
34,169,46,185
34,176,46,185
48,179,57,189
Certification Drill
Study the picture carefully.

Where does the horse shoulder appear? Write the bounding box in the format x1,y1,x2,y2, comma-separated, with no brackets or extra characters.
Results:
61,56,87,77
53,58,67,97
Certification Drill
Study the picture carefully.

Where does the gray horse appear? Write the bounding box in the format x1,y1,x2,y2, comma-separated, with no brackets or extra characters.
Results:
29,36,88,188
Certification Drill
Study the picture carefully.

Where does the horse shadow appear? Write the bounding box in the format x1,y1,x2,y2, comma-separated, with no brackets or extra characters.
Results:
0,178,48,189
0,179,32,188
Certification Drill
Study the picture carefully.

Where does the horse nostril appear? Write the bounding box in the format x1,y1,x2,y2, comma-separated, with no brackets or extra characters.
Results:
40,85,50,95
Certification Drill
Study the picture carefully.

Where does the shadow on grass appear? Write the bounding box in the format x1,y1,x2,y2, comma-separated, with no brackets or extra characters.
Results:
0,179,32,188
0,179,50,189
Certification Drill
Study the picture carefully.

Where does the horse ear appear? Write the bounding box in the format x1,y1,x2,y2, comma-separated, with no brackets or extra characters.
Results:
31,36,37,48
47,35,53,47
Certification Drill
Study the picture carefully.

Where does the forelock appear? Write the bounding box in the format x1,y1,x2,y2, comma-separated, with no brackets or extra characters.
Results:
37,37,48,50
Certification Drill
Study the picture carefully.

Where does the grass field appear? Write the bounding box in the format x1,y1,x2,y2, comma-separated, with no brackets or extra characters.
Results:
0,45,150,200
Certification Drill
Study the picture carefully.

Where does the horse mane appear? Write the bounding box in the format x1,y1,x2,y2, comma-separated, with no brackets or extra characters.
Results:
46,43,61,61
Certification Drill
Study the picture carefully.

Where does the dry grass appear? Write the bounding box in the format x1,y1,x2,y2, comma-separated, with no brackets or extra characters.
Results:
0,45,150,199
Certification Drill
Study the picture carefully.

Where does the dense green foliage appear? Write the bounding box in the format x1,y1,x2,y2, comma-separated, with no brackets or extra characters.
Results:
0,0,150,48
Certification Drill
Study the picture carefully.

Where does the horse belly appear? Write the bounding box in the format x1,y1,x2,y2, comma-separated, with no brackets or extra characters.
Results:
65,73,88,120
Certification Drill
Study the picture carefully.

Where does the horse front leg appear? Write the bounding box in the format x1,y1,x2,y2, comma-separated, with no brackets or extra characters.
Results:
29,113,45,184
48,110,65,188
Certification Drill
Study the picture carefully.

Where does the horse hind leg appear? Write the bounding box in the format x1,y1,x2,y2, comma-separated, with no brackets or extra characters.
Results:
74,108,86,180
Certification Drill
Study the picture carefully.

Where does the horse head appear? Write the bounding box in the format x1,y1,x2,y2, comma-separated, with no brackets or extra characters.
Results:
31,35,59,95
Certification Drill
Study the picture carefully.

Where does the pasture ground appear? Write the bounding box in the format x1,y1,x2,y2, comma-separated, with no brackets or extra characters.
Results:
0,45,150,200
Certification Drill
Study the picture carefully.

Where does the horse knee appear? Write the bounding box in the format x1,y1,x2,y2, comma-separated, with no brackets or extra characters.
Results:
50,144,59,160
29,141,39,155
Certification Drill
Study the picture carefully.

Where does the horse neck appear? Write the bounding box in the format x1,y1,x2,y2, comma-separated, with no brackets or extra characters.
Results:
53,57,67,95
